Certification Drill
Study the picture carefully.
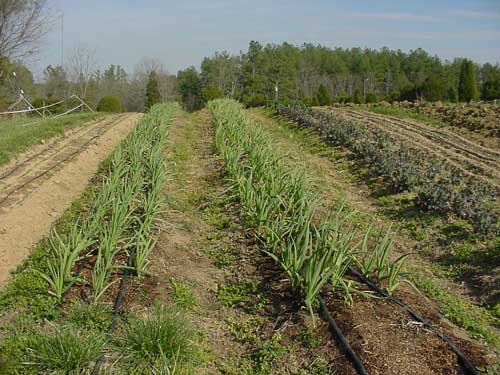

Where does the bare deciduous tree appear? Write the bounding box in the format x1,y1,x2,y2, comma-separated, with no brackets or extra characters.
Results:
133,57,177,104
66,45,97,99
0,0,53,59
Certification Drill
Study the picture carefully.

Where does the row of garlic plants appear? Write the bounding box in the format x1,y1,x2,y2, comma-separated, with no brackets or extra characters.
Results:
209,99,405,321
37,103,176,303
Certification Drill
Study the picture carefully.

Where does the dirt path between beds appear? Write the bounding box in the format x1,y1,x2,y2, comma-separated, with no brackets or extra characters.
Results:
0,113,142,286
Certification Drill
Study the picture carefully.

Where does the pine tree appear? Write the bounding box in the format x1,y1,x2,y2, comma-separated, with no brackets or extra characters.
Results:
145,71,161,111
316,84,332,106
353,89,363,104
458,60,478,102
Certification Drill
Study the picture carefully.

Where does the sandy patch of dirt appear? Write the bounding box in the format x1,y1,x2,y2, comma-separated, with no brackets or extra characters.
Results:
0,113,142,286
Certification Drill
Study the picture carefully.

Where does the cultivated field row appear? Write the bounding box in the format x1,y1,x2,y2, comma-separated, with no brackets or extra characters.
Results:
331,108,500,185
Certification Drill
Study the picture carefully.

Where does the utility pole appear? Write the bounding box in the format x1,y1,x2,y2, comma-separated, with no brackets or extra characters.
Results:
60,13,64,66
363,77,369,104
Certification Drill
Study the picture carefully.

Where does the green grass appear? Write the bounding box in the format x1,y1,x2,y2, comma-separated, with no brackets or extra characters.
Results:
0,323,106,375
0,112,101,166
115,304,201,374
410,272,500,351
368,105,444,127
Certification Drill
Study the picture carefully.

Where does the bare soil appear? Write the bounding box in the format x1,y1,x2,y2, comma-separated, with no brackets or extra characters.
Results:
330,108,500,189
0,113,141,286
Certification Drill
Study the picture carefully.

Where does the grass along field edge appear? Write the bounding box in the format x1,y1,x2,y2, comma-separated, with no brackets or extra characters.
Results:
0,112,103,166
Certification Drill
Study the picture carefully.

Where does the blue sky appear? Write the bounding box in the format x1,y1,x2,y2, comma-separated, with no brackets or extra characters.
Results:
32,0,500,77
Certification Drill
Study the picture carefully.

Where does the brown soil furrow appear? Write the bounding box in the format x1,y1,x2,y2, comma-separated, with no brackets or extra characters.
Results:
0,113,142,286
360,110,500,162
364,110,500,159
333,109,500,186
0,114,125,194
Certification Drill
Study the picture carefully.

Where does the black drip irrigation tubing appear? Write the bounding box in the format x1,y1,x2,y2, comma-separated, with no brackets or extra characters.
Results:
0,133,102,206
348,266,479,375
92,248,136,375
318,296,370,375
0,117,109,182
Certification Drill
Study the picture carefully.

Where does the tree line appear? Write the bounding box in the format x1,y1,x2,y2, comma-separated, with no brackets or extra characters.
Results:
1,13,499,113
176,41,500,111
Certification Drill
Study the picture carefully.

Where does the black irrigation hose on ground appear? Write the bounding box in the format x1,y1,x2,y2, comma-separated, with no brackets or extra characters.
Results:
0,134,101,206
318,296,370,375
91,247,136,375
0,115,124,205
348,266,479,375
0,117,110,182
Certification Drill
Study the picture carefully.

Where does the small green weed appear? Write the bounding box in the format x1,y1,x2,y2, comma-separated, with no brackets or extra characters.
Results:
65,302,113,332
226,317,262,344
216,280,258,307
171,280,198,310
204,244,236,268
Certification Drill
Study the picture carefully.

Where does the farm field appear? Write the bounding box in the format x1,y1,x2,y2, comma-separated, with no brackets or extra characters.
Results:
0,100,498,374
0,113,103,166
365,102,500,142
0,113,140,285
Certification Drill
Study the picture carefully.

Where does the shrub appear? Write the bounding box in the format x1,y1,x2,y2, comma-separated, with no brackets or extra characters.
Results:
31,97,65,114
353,89,363,104
97,95,122,113
303,96,319,107
244,94,267,108
316,84,332,106
201,84,222,104
365,92,379,103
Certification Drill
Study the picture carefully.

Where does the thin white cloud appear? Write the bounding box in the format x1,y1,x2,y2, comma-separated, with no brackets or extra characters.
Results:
451,10,500,21
352,12,440,22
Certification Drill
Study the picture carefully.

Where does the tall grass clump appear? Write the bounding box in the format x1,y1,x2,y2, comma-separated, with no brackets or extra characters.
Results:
17,323,106,374
37,103,176,304
208,99,405,322
116,304,199,374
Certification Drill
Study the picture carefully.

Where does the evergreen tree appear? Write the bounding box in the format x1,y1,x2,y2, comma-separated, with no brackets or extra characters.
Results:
201,84,222,105
177,66,202,112
458,59,478,102
446,87,458,103
481,76,500,100
353,89,363,104
145,71,161,111
316,84,332,106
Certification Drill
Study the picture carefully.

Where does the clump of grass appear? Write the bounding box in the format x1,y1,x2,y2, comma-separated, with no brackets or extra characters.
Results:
170,280,198,310
116,304,200,374
294,357,334,375
6,323,106,374
218,334,288,375
250,334,288,375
